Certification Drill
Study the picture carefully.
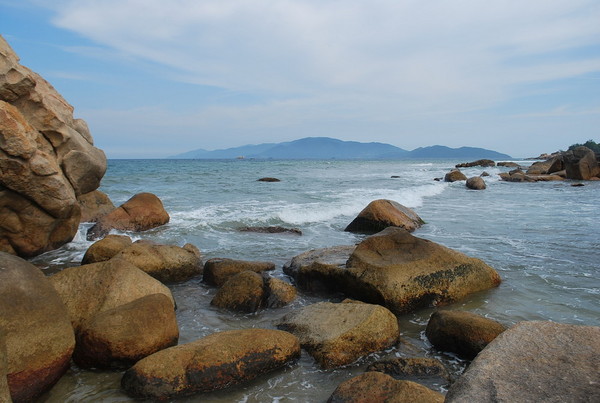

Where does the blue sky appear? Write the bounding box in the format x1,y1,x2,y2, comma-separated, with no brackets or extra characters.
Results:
2,0,599,158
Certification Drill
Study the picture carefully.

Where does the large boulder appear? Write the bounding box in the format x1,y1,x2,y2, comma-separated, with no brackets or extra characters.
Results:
425,310,506,360
81,234,133,265
277,301,399,368
112,240,203,283
344,199,424,234
73,294,179,369
0,35,106,258
121,329,300,400
445,321,600,402
444,169,467,182
563,146,600,180
49,258,175,332
285,228,501,314
265,277,297,308
86,193,170,240
0,252,75,402
0,330,9,403
328,372,444,403
526,155,564,175
203,257,275,287
345,228,501,313
77,189,115,223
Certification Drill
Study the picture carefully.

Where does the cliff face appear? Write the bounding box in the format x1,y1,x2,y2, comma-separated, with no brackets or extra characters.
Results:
0,35,107,257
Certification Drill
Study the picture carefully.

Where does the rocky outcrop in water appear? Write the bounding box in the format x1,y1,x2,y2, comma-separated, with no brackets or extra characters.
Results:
455,159,495,168
238,226,302,235
445,321,600,402
203,258,275,286
366,357,449,384
0,36,107,257
328,372,444,403
277,301,399,368
121,329,300,400
73,294,178,369
465,176,486,190
444,169,467,182
499,169,564,182
284,228,501,314
425,310,506,360
344,199,424,234
563,146,600,180
0,252,75,402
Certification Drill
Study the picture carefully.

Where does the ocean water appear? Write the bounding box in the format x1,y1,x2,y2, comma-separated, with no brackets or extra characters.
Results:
33,159,600,402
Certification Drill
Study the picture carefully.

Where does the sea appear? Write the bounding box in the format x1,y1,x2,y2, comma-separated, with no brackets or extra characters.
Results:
32,158,600,402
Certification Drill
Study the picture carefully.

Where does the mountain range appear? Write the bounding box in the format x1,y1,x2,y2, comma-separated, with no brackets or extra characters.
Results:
172,137,512,160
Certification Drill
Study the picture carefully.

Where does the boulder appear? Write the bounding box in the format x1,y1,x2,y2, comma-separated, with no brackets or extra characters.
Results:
444,169,467,182
211,272,297,313
203,257,275,287
425,310,506,360
328,372,444,403
112,240,203,283
121,329,300,400
344,199,424,234
0,330,9,403
497,161,521,168
73,294,179,369
499,169,564,182
0,252,75,402
77,189,115,223
455,159,495,168
480,171,490,177
277,301,399,368
526,155,563,175
445,321,600,402
265,277,297,308
257,177,281,182
0,36,106,257
282,245,355,294
49,258,175,332
366,357,449,383
238,226,302,235
563,146,600,180
86,193,169,240
81,234,132,265
211,271,265,313
465,177,486,190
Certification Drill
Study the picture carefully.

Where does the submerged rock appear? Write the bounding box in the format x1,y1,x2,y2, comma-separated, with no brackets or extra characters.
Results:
203,258,275,287
0,252,75,402
0,36,107,257
87,193,170,240
328,372,444,403
112,240,203,283
344,199,424,234
121,329,300,400
425,310,506,360
257,177,281,182
73,294,178,369
277,301,399,368
445,321,600,402
238,226,302,235
366,357,450,383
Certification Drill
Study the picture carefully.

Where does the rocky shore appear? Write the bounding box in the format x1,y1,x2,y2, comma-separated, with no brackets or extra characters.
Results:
2,35,599,402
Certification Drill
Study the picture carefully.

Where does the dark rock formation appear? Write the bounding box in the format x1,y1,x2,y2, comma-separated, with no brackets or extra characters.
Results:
257,177,281,182
455,159,495,168
563,146,600,180
344,199,424,234
328,372,444,403
0,36,106,257
444,169,467,182
86,193,169,240
0,252,75,402
465,177,486,190
445,321,600,402
238,226,302,235
277,301,399,368
121,329,300,400
425,310,506,360
77,190,115,223
366,357,449,383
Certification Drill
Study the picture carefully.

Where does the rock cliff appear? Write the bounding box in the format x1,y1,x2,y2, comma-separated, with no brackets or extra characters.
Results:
0,35,106,257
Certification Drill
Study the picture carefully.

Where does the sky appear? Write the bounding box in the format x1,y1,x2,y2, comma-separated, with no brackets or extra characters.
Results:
1,0,599,158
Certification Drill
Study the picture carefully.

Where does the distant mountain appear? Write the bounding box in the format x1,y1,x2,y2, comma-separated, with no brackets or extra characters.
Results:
405,145,512,160
171,137,511,160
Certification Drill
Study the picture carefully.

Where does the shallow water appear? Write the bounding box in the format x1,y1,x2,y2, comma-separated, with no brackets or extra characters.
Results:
33,159,600,402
